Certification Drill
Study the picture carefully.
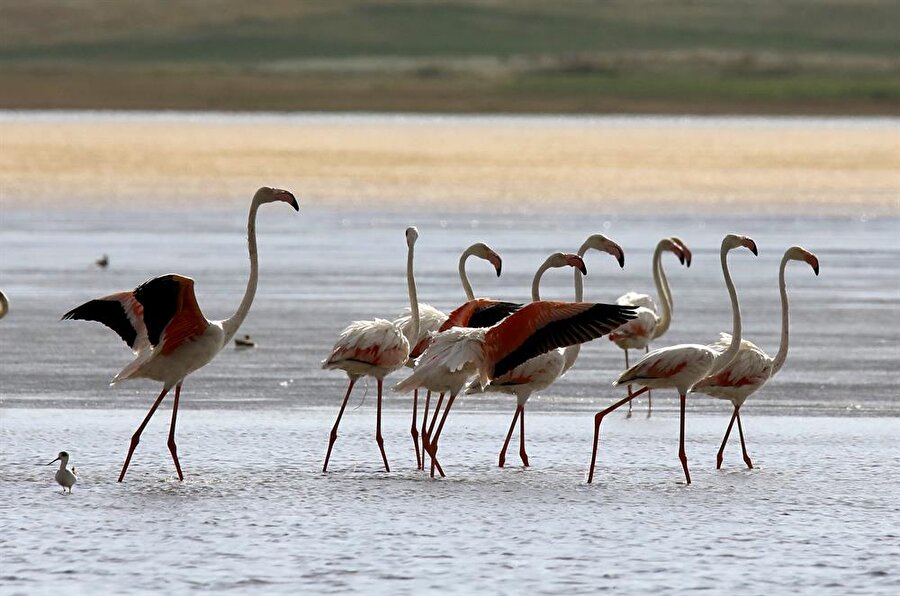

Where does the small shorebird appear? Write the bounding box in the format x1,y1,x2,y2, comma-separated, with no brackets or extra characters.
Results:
96,254,110,269
234,334,256,348
47,451,77,494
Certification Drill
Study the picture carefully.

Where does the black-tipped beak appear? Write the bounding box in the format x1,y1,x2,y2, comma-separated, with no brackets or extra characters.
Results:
749,241,759,256
46,457,60,466
579,262,588,275
676,251,685,265
811,257,820,276
684,251,692,267
616,250,625,268
289,196,299,211
495,262,502,277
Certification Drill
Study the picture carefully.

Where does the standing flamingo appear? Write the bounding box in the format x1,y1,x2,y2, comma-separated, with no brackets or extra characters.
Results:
479,240,624,468
393,242,503,469
609,238,688,416
587,233,758,485
692,246,819,469
322,227,421,473
396,298,637,477
62,187,299,481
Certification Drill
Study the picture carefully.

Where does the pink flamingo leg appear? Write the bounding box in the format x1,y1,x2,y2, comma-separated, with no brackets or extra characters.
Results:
424,392,446,477
375,379,390,472
587,386,649,483
167,383,185,481
716,407,738,469
735,409,753,469
498,406,521,467
119,386,171,482
322,378,356,472
624,350,634,418
678,392,692,485
427,393,457,478
410,388,421,470
518,406,529,467
420,390,431,470
645,346,653,417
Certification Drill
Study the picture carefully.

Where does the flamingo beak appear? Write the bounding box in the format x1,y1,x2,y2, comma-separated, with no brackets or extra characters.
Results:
276,190,299,211
489,254,502,277
743,238,759,256
673,246,685,265
683,248,692,267
614,247,625,268
807,254,820,275
567,255,588,275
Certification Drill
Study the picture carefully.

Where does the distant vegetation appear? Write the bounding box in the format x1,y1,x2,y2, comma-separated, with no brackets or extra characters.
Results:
2,0,898,114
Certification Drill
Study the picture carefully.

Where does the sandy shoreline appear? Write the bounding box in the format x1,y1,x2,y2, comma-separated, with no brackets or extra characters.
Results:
1,111,898,214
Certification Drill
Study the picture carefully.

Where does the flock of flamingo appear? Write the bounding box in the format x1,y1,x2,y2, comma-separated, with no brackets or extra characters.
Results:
47,186,819,490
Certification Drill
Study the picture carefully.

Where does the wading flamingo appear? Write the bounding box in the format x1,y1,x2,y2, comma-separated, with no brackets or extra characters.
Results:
396,296,636,477
322,227,421,473
479,240,625,468
393,242,503,469
587,233,758,485
692,246,819,469
609,238,688,416
62,187,299,481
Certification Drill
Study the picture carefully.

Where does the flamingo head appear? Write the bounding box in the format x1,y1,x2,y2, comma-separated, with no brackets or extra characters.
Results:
669,236,692,267
660,238,686,265
579,234,625,268
469,242,503,277
47,451,69,466
254,187,299,211
787,246,819,275
545,252,587,275
405,226,419,247
724,234,758,256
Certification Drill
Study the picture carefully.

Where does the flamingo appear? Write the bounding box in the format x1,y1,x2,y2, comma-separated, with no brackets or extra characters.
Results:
609,238,689,416
476,240,625,468
692,246,819,469
47,451,77,494
322,227,421,473
396,296,637,477
62,187,299,482
393,242,503,469
587,233,758,485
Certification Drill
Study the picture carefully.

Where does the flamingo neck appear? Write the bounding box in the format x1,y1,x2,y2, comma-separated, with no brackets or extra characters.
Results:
565,241,595,371
222,198,261,344
652,242,674,339
458,246,476,301
771,252,792,375
709,243,743,375
531,258,558,302
405,240,420,345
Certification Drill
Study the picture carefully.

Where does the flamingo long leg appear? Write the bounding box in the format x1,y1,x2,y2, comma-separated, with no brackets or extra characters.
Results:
427,393,457,478
625,350,634,417
678,392,692,485
716,407,738,469
423,392,446,477
420,390,431,470
518,406,529,467
375,379,390,472
410,388,421,470
498,406,521,468
322,378,356,473
166,383,185,481
119,386,170,482
587,386,649,483
735,409,753,469
645,346,653,417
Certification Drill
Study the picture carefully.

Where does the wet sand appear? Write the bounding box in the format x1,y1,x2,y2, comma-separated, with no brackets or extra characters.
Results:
1,112,898,214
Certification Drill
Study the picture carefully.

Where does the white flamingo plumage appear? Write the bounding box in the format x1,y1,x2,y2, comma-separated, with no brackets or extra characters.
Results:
587,233,758,485
396,298,637,477
322,227,421,473
609,237,689,416
392,242,502,469
62,187,298,481
691,246,819,469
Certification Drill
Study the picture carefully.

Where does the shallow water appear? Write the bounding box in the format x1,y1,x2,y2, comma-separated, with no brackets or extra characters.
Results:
1,128,899,592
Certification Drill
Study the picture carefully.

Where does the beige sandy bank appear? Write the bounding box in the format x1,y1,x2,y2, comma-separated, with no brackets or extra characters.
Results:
1,113,897,215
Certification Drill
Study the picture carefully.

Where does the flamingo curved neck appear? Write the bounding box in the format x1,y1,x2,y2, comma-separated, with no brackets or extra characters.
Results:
771,253,792,375
405,241,420,345
222,199,261,344
652,243,674,339
709,244,743,375
531,259,557,302
458,246,477,301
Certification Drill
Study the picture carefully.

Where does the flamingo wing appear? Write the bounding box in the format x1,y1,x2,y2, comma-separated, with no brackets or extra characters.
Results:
134,274,209,355
617,291,657,312
439,299,522,332
487,301,636,379
393,327,486,393
62,291,150,354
